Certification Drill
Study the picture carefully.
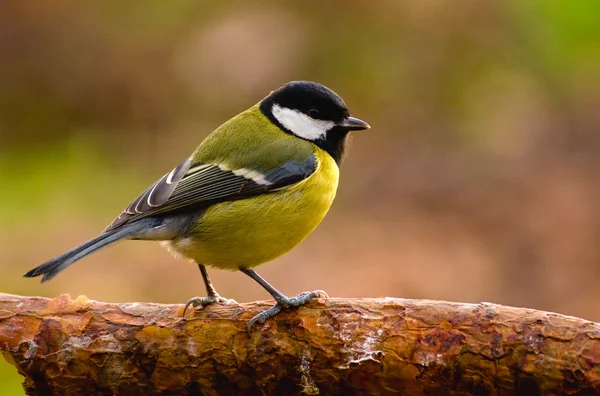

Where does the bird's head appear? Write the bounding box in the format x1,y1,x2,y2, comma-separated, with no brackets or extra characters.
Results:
260,81,370,164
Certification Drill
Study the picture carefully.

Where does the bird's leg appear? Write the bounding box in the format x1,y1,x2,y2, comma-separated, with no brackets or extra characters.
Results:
199,263,219,298
240,267,328,331
183,264,236,316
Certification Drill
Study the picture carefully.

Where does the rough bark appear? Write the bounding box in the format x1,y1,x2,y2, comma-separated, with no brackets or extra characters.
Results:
1,293,599,395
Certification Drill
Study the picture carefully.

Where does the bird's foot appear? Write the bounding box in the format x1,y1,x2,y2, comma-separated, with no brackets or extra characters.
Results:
247,290,328,331
182,295,237,316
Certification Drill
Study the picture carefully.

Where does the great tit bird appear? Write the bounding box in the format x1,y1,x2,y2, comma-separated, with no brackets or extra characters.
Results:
24,81,370,329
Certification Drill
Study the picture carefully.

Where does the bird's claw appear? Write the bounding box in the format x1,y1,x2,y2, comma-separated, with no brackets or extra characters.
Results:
247,290,328,332
182,295,237,316
247,304,282,330
284,290,329,307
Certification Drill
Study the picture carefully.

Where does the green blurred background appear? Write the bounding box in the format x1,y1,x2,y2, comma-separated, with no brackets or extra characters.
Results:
2,1,600,392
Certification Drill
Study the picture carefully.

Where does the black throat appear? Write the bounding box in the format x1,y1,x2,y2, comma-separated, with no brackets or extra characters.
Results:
313,127,349,165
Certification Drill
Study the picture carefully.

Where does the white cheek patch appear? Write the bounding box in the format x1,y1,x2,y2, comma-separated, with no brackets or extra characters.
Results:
272,104,335,141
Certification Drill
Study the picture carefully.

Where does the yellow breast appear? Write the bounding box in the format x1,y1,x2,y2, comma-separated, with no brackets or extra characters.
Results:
165,147,339,270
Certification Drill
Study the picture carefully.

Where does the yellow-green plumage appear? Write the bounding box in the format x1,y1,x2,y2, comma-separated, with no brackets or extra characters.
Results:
25,80,369,330
164,105,339,269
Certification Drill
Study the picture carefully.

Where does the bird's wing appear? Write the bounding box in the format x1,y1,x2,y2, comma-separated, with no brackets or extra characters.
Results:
104,153,317,232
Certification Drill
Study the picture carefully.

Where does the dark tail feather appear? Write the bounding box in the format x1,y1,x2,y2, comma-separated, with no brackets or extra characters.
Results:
24,220,153,282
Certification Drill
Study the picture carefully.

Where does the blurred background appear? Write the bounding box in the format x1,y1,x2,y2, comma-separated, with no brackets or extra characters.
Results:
2,0,600,391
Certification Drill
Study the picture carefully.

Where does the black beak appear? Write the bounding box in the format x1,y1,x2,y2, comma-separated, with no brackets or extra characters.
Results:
337,116,370,131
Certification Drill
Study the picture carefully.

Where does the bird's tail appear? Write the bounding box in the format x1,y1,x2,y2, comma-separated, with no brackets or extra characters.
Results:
24,219,156,282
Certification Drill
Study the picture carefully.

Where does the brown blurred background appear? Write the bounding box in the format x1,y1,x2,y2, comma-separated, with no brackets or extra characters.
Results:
2,1,600,391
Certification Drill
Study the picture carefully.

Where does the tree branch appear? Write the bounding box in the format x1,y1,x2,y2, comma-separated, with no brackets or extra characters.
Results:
1,293,599,395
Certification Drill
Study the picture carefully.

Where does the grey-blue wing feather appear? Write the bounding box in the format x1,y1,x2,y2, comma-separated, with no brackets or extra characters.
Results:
106,157,193,231
263,160,316,186
105,154,317,232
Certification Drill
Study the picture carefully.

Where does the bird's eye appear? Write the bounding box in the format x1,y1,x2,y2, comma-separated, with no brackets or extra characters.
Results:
308,108,320,118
